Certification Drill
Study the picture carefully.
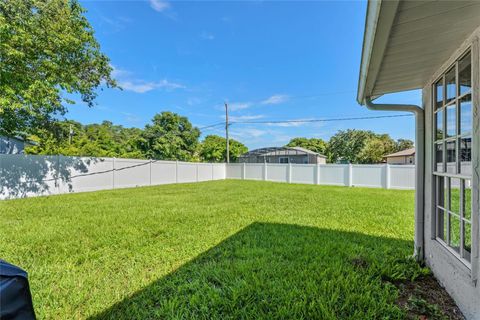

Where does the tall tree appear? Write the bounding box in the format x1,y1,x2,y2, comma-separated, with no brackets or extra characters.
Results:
27,120,145,158
141,112,200,161
199,135,248,162
326,129,377,163
395,139,414,152
286,137,327,154
0,0,116,136
357,134,396,164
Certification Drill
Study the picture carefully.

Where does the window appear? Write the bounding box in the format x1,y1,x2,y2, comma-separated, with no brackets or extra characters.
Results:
433,50,472,265
279,157,289,164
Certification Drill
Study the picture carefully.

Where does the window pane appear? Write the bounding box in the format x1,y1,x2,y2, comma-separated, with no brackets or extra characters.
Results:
446,141,456,173
435,80,444,109
437,176,446,209
435,143,444,172
435,111,443,141
464,221,471,256
450,215,461,253
460,94,472,135
437,208,446,241
459,52,471,95
445,67,456,103
460,137,471,175
446,104,456,138
464,180,472,222
450,178,461,215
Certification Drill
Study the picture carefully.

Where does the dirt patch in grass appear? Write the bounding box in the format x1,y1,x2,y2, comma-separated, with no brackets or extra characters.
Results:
393,275,464,320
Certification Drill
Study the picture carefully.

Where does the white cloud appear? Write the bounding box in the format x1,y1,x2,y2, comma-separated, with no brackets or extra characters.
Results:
200,31,215,40
267,122,303,127
261,94,289,105
228,102,252,111
229,115,264,122
111,65,184,93
121,112,142,124
230,128,268,139
150,0,170,12
119,80,184,93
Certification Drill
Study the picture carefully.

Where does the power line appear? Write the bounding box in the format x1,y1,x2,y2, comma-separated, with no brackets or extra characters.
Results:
197,122,225,130
230,114,413,125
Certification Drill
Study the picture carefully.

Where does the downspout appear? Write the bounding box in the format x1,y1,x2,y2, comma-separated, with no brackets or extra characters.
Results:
365,97,425,261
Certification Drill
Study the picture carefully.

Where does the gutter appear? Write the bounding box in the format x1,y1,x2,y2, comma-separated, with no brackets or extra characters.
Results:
365,97,425,261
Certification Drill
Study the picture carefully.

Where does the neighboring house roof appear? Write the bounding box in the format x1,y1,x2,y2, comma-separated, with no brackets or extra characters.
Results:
385,147,415,158
239,147,326,158
357,0,480,104
0,135,35,146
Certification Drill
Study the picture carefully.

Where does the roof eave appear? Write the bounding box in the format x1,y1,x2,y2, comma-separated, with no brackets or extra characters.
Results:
357,0,400,105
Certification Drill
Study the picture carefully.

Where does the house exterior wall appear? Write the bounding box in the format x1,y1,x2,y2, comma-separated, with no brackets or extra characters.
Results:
239,154,326,164
423,27,480,320
386,155,415,165
0,136,26,154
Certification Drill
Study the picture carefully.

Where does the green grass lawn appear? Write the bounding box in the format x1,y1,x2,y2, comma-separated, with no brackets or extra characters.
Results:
0,180,422,319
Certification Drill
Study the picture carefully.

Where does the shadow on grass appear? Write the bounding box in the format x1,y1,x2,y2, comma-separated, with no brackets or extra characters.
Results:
89,223,417,320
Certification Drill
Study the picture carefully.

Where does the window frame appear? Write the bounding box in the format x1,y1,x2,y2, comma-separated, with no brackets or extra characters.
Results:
432,48,474,270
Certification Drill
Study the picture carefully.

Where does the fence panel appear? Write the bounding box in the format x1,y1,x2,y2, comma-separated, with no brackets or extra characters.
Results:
389,165,415,189
212,164,226,180
319,164,349,186
114,158,151,189
266,164,288,182
177,162,197,183
225,163,415,190
291,164,316,184
245,164,264,180
151,161,176,185
226,163,243,179
352,165,385,188
58,157,114,193
0,154,227,200
0,154,58,198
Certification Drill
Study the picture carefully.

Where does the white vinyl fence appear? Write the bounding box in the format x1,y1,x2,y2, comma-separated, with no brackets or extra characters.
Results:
0,154,418,200
226,163,415,190
0,154,225,200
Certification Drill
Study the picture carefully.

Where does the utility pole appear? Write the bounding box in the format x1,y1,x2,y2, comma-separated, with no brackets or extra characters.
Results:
69,124,73,145
225,102,230,163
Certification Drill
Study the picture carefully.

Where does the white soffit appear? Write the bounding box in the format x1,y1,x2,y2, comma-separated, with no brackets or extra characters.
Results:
358,0,480,104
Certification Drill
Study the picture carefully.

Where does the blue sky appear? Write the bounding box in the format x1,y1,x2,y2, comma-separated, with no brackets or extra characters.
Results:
69,0,420,149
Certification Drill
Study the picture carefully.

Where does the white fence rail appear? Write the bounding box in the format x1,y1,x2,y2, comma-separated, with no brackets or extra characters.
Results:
226,163,415,190
0,154,225,200
0,154,417,200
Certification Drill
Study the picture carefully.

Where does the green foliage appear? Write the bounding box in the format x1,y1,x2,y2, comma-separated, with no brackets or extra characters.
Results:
326,129,414,164
326,129,377,163
286,137,327,154
0,180,418,319
198,135,248,162
407,297,446,320
27,120,144,158
0,0,116,136
141,112,200,161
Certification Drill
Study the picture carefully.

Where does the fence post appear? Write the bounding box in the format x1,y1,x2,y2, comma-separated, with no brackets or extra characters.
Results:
385,164,391,189
242,163,246,180
56,155,60,194
316,164,320,185
196,163,199,182
263,162,267,181
112,157,116,189
211,163,214,180
348,164,353,187
149,160,152,185
175,160,179,183
287,163,292,183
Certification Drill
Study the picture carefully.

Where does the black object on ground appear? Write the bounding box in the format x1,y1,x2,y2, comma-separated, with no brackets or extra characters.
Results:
0,260,36,320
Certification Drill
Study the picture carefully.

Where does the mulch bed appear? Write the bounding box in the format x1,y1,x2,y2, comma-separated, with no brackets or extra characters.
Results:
393,275,464,320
